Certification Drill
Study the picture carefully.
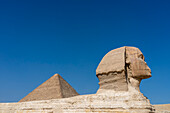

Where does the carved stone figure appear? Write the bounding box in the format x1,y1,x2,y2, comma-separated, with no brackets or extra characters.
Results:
96,46,152,93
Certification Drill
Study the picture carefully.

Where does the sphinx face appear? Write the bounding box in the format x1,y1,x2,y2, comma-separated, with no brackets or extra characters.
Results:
131,56,151,79
126,47,152,79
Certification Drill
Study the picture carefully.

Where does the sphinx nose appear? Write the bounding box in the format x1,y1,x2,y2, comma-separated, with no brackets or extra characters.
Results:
144,62,151,73
146,66,151,73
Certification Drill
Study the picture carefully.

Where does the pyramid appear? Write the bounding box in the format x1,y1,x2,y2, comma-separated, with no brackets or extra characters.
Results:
19,74,79,102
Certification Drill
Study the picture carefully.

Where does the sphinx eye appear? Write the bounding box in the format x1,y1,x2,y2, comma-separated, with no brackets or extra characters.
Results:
138,54,144,59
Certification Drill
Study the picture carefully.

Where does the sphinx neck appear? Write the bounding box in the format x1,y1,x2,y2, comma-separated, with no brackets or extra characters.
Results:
97,71,128,92
128,77,142,92
97,71,143,93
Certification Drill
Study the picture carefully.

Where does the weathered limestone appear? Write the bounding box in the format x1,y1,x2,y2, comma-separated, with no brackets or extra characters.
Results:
0,101,169,113
96,47,125,75
96,46,152,92
0,94,154,113
19,74,79,102
1,46,168,113
96,47,128,91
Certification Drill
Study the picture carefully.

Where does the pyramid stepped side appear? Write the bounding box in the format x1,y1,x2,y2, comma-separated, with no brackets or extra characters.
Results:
58,75,79,98
19,74,78,102
19,74,62,102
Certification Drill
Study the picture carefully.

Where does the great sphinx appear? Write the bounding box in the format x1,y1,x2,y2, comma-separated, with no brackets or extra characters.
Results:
97,46,151,92
0,46,155,113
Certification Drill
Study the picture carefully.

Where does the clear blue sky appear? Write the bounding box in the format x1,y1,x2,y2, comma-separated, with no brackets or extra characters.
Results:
0,0,169,104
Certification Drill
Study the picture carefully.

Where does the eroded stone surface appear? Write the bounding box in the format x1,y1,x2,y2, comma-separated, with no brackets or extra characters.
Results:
96,46,152,92
0,93,154,113
96,47,125,75
96,47,128,91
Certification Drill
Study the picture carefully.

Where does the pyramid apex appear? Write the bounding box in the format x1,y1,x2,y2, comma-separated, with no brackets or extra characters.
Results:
53,73,60,77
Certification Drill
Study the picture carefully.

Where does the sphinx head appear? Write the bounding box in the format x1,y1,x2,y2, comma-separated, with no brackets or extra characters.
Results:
96,46,151,92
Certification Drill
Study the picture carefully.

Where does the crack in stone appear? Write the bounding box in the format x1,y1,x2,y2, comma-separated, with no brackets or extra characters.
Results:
124,47,129,85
